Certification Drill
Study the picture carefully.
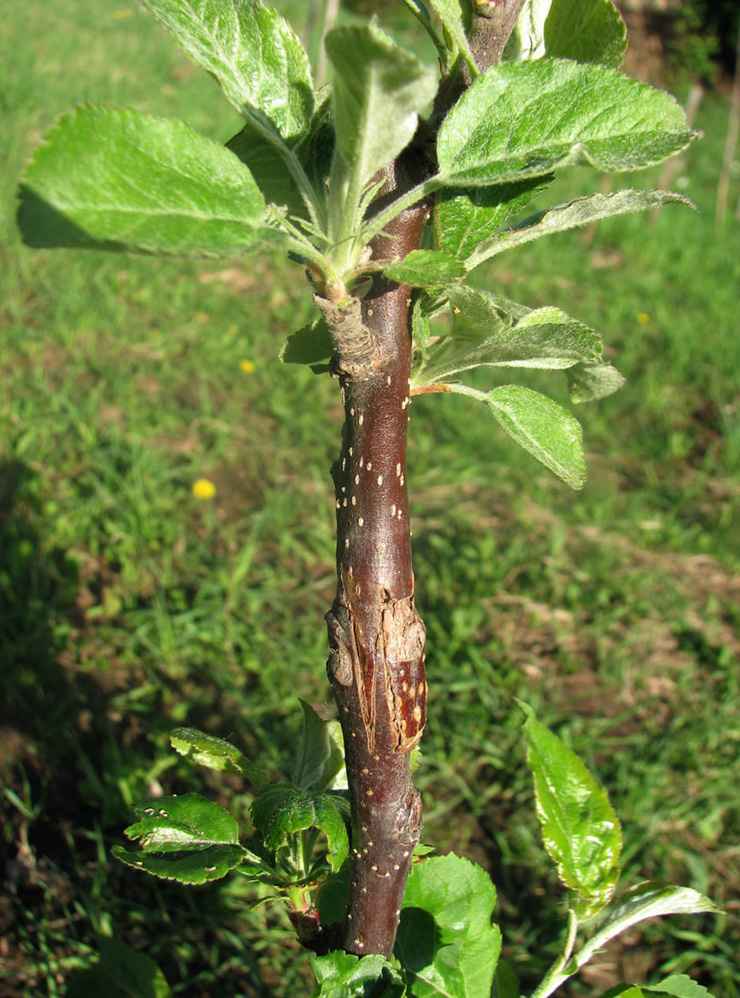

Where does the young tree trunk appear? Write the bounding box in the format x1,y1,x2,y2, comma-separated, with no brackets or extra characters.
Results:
324,149,430,958
323,0,527,957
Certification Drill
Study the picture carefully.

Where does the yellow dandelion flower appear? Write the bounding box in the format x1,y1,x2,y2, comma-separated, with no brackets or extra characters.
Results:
192,478,216,500
240,359,256,373
637,312,651,325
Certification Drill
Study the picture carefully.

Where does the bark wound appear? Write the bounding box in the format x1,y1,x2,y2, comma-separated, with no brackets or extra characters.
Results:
323,154,429,957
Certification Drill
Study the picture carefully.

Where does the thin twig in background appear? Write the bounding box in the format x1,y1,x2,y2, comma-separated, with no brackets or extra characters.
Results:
716,20,740,226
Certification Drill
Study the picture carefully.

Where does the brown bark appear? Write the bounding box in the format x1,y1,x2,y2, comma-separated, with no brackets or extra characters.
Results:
321,0,527,958
324,152,429,958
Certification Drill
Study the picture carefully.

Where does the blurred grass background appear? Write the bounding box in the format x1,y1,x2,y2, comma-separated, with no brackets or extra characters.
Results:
1,0,739,995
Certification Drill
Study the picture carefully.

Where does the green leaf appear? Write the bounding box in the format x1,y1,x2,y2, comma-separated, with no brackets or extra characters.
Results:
545,0,626,68
566,361,625,404
583,884,719,958
140,0,313,139
397,853,501,998
99,938,171,998
466,189,694,268
504,0,551,61
647,976,716,998
227,87,335,215
486,386,586,489
18,107,268,257
428,0,476,74
414,287,603,385
437,60,695,187
170,727,269,787
113,842,246,884
226,124,304,215
280,318,334,367
113,793,246,884
492,960,519,998
412,297,434,360
309,952,405,998
384,250,466,287
250,784,350,872
325,23,438,190
67,939,170,998
292,700,347,792
129,793,239,845
520,702,621,917
435,176,550,261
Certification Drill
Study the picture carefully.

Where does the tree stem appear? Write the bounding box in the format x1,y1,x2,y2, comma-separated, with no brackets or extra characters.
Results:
321,0,527,956
324,154,429,957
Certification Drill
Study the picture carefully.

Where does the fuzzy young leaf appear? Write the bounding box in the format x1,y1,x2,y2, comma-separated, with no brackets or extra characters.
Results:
250,784,349,872
466,189,694,268
170,727,269,787
428,0,476,73
435,177,551,261
504,0,551,60
18,107,268,257
227,88,335,214
140,0,314,139
566,361,625,404
397,853,501,998
581,884,719,960
437,60,695,187
520,703,621,917
414,287,603,385
544,0,627,68
280,318,334,368
309,952,404,998
325,23,438,190
226,125,304,214
384,250,466,287
487,387,586,489
291,700,347,792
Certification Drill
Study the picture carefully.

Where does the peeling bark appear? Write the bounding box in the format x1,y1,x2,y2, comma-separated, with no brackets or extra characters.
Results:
321,1,527,956
324,153,429,957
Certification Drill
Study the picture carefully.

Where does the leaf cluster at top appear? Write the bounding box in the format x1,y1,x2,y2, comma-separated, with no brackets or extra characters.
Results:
16,0,696,485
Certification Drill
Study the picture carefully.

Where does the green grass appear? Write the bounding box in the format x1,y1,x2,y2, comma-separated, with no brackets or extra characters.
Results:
2,1,740,995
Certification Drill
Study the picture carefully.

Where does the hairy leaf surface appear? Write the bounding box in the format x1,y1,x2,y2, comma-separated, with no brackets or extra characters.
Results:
486,387,586,489
467,189,693,267
114,793,246,884
309,952,404,998
18,107,267,256
140,0,313,138
587,884,719,953
326,23,437,189
521,703,622,917
435,176,550,261
428,0,475,71
384,250,466,287
566,361,625,403
544,0,626,67
437,60,694,187
413,287,603,385
291,700,347,792
250,784,349,872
